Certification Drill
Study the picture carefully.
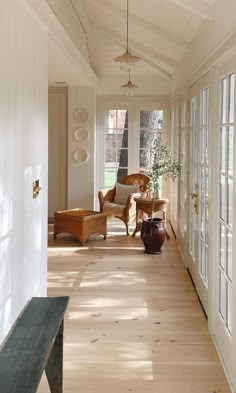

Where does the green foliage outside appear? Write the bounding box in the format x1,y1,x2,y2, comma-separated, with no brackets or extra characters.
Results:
148,138,182,219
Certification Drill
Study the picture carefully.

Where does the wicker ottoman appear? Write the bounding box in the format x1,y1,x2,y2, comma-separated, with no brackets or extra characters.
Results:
54,209,107,246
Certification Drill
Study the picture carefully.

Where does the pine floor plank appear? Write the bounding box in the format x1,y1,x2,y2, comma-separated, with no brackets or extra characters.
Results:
37,221,231,393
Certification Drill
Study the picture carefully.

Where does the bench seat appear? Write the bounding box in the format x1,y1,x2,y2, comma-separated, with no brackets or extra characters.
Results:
0,296,69,393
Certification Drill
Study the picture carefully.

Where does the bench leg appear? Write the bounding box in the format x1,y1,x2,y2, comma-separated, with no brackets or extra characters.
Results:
45,321,64,393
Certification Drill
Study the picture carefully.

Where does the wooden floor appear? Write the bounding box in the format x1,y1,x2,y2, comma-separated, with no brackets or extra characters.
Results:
38,219,231,393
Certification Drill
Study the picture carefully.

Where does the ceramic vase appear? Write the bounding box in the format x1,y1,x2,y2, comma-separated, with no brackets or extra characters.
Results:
141,218,166,254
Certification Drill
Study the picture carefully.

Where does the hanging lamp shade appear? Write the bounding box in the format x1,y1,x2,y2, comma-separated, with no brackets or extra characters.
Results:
114,0,140,73
114,50,141,73
121,75,138,96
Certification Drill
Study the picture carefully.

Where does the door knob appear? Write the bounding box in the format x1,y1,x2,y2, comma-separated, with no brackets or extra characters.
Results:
189,192,198,198
189,192,198,214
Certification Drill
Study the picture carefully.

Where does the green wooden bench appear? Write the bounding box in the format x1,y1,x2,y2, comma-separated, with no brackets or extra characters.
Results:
0,296,69,393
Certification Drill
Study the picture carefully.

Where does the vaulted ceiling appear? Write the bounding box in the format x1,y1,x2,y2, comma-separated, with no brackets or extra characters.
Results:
47,0,217,87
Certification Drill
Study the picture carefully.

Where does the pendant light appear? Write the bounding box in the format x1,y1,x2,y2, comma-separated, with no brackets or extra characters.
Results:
114,0,140,73
121,73,138,96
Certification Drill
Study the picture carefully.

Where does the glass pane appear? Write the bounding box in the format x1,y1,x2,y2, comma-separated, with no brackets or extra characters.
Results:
118,149,128,167
200,240,205,276
105,109,116,128
229,73,235,124
227,230,232,281
220,224,226,270
104,169,117,188
117,110,128,128
205,207,208,244
220,175,226,221
226,283,232,334
200,127,205,163
221,78,227,124
154,131,162,143
105,133,116,163
205,168,208,205
117,129,128,148
200,203,205,239
139,149,149,169
220,127,226,172
140,130,152,149
140,110,163,130
205,247,208,284
227,178,233,228
206,88,209,126
200,165,205,200
228,126,233,176
117,168,128,182
189,219,192,254
219,271,226,319
201,89,206,125
181,101,186,128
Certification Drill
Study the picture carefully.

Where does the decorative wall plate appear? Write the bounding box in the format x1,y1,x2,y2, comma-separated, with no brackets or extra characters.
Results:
74,107,88,123
73,127,88,143
73,148,88,163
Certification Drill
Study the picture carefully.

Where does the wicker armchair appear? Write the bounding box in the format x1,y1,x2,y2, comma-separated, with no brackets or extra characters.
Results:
98,173,150,235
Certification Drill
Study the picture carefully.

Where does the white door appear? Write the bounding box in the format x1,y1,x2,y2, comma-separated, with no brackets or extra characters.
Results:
188,74,209,314
211,57,236,385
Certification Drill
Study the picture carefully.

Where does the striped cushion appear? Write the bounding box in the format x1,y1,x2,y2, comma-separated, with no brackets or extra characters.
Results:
114,183,139,205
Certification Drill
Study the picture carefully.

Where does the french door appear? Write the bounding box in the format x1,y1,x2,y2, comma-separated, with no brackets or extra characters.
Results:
211,57,236,385
188,74,209,314
97,100,168,192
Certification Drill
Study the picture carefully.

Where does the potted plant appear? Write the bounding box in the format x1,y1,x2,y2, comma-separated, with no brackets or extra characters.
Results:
141,138,182,254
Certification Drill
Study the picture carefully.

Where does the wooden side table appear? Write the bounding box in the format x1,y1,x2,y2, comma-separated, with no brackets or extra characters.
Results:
132,197,170,239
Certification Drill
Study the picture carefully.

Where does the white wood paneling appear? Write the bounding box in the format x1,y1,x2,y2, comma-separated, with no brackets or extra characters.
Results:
48,89,67,218
67,86,96,210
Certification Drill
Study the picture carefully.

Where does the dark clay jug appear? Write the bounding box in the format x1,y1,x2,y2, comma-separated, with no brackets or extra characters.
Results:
141,218,166,254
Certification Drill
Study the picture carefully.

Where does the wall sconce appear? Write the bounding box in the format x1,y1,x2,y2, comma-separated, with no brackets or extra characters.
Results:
33,179,42,199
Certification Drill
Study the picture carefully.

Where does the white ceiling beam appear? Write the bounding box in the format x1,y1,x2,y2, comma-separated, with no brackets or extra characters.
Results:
131,49,172,80
86,0,189,50
169,0,212,20
91,22,178,70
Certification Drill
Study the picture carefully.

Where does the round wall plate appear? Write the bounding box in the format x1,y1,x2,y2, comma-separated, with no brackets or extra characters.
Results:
73,127,88,143
74,108,88,123
73,148,88,163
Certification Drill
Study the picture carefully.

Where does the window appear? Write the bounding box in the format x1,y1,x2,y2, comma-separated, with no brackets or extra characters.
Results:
218,73,234,335
180,100,186,235
104,109,128,188
199,87,209,285
99,101,168,192
139,110,163,173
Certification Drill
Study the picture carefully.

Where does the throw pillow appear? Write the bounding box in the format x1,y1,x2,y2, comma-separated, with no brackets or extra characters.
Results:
114,183,139,205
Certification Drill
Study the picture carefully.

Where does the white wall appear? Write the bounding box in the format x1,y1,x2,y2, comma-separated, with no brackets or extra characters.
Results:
0,0,48,344
67,86,96,210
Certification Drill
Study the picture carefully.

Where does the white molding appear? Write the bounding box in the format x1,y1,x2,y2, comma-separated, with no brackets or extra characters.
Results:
132,49,172,80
